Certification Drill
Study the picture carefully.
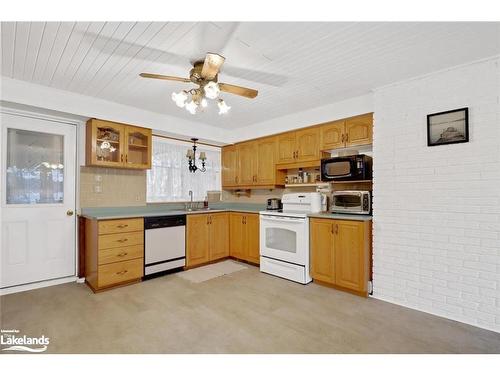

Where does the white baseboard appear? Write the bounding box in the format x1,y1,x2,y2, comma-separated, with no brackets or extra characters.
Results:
0,276,78,296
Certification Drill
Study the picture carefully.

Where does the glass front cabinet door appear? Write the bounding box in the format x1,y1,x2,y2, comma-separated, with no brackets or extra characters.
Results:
86,119,152,169
124,126,152,169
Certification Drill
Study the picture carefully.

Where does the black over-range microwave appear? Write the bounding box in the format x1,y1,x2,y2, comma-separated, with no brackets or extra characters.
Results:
320,154,372,181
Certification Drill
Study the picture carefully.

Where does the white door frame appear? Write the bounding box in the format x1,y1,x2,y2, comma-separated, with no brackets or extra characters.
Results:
0,106,84,295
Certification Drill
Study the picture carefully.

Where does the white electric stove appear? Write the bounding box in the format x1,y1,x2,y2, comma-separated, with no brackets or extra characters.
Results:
259,192,322,284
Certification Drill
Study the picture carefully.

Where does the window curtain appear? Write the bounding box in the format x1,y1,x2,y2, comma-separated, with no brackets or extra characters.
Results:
147,136,221,202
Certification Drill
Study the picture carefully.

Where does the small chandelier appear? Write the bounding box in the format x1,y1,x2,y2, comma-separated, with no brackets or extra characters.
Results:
172,82,230,116
186,138,207,173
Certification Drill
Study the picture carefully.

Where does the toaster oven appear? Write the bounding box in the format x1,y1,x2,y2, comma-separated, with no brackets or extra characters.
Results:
331,190,371,215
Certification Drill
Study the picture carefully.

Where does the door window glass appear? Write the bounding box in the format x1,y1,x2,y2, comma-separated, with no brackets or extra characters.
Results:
6,128,64,204
265,227,297,253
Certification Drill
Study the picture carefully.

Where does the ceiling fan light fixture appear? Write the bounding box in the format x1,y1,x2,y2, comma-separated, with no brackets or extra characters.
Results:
200,98,208,108
204,81,220,99
185,100,198,115
218,99,231,115
172,90,188,107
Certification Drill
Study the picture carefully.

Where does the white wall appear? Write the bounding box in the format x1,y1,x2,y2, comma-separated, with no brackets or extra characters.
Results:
232,93,373,141
0,77,231,144
372,56,500,333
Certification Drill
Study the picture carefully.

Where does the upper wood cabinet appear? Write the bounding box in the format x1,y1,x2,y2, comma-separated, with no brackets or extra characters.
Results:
320,120,345,150
277,133,297,164
255,137,278,185
310,218,371,296
345,113,373,147
86,118,152,169
221,112,372,189
222,136,283,189
229,212,260,264
222,145,238,187
238,141,258,185
320,113,373,150
295,127,320,162
124,126,152,169
186,213,229,267
277,128,320,165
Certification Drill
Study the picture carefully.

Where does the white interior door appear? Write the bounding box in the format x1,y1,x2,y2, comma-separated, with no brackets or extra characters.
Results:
1,112,77,288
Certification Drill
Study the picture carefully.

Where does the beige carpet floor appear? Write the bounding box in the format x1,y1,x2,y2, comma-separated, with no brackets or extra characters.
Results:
1,263,500,354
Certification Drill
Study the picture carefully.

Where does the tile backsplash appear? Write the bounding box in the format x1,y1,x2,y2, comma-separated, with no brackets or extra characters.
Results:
80,166,146,208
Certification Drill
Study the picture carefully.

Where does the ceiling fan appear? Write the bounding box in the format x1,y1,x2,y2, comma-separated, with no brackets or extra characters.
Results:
139,53,258,115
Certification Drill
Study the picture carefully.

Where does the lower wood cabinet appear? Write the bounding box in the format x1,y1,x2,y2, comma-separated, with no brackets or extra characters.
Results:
310,218,372,296
84,217,144,292
186,212,229,267
229,212,260,264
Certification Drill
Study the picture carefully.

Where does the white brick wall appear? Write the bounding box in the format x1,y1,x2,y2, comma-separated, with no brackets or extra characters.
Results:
372,56,500,333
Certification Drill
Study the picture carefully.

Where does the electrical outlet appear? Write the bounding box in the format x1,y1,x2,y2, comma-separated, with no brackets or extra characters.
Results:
94,175,102,182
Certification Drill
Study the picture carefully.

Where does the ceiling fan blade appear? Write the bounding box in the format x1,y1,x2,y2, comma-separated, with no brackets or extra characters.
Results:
201,53,225,80
139,73,191,83
219,83,258,99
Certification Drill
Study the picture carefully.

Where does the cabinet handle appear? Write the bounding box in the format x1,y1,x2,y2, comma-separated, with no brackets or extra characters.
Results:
117,252,128,257
116,270,128,275
117,224,128,229
341,134,345,143
345,134,349,143
117,238,128,243
126,154,128,163
331,224,334,234
207,216,210,225
121,154,123,162
335,224,339,235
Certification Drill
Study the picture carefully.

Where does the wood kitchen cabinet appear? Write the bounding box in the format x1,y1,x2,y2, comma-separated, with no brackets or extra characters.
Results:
84,217,144,292
320,113,373,150
222,137,284,189
229,212,260,264
86,118,152,169
277,132,297,164
255,137,278,185
295,127,321,162
310,217,371,296
186,212,229,267
222,145,239,186
277,128,322,166
238,141,258,185
345,113,373,147
320,120,345,150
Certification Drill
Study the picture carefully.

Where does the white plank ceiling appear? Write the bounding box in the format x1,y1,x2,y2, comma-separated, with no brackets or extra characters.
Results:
1,22,499,129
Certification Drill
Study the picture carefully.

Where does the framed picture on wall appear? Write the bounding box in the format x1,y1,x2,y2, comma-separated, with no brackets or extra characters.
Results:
427,107,469,146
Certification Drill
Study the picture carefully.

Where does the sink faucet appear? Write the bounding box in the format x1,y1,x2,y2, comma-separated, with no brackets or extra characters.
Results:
188,190,193,210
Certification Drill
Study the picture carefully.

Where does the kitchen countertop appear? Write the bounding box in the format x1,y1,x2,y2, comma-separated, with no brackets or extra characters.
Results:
307,212,372,221
80,203,265,220
81,204,372,222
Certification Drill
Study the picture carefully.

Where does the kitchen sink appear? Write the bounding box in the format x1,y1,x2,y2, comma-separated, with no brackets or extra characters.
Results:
186,207,212,212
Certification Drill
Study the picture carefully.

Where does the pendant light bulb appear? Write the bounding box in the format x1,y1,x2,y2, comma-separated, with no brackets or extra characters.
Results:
217,99,231,115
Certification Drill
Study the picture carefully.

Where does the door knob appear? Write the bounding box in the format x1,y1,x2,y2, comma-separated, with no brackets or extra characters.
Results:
66,209,74,216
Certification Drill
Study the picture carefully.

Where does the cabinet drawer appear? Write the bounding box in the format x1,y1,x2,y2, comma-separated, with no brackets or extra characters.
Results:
98,231,144,250
98,258,143,288
98,245,144,265
98,218,143,235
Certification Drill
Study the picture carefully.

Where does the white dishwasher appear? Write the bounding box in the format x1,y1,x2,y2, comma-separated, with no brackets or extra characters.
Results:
144,215,186,278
